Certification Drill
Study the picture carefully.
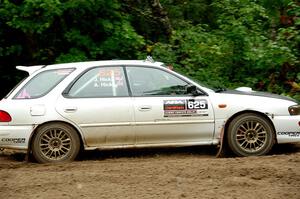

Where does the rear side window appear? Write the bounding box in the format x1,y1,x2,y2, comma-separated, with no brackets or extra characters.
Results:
4,77,27,99
14,68,74,99
67,66,129,98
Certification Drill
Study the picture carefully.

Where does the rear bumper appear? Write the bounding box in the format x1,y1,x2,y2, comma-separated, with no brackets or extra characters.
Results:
0,125,33,150
273,115,300,144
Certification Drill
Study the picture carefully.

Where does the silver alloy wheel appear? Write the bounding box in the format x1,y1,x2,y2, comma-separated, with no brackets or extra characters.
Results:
227,113,275,156
32,123,80,163
236,120,267,152
39,128,72,160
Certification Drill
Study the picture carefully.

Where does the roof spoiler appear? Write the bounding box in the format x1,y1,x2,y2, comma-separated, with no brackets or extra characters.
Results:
16,65,45,75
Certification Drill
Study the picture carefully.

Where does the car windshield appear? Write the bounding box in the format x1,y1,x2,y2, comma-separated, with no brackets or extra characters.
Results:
13,68,74,99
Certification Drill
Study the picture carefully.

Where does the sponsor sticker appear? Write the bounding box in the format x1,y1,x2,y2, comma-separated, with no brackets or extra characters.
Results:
277,132,300,137
164,100,185,110
163,99,208,117
1,138,26,144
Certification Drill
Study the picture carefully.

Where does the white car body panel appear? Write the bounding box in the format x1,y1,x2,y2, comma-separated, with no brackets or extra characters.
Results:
55,97,135,147
0,60,299,153
273,115,300,143
0,125,33,149
132,96,214,145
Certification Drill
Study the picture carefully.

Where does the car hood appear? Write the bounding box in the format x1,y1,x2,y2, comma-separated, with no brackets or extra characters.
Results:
218,89,298,103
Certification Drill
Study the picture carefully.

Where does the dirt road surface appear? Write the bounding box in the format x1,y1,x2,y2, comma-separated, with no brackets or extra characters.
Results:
0,144,299,199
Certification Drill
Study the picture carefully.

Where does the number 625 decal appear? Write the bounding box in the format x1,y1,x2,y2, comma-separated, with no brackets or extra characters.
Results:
187,99,208,110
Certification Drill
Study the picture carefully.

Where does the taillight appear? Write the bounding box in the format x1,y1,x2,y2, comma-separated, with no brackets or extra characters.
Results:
0,110,12,122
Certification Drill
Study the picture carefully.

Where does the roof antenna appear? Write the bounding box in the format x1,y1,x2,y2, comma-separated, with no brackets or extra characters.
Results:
146,56,155,63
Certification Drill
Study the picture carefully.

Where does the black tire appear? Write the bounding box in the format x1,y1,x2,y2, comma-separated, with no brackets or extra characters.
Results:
227,113,275,156
32,123,80,163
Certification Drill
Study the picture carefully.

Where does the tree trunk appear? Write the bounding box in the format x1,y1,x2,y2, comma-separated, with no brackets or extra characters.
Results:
148,0,172,38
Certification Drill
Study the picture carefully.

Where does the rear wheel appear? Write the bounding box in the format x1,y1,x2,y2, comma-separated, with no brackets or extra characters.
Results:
32,123,80,163
227,113,275,156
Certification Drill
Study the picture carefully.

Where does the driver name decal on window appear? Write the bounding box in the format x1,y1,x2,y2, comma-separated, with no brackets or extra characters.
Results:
94,68,124,88
163,99,208,117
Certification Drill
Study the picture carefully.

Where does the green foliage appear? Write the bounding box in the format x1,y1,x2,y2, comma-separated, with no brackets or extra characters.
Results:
0,0,299,101
160,0,212,27
0,0,144,64
55,48,88,63
150,0,300,101
0,0,145,96
1,0,62,34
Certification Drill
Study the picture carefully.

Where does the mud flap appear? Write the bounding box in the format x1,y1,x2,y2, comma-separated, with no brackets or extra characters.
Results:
216,126,232,158
25,149,30,162
216,127,225,157
25,124,38,162
216,123,235,158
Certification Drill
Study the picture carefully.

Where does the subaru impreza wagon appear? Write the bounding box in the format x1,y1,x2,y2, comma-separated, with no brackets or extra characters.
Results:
0,58,299,163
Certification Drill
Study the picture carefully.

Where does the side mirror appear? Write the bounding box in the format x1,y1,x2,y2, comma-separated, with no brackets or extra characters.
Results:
187,85,201,96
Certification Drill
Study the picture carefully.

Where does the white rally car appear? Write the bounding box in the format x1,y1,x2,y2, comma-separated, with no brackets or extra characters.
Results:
0,58,299,163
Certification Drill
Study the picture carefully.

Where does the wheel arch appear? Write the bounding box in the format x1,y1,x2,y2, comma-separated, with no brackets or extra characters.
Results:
224,110,277,145
27,120,85,154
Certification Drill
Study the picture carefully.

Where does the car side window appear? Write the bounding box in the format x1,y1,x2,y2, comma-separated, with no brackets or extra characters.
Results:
126,67,191,96
67,66,129,98
14,68,74,99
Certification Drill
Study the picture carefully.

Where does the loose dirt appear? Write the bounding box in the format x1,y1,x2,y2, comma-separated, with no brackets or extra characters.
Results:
0,144,299,199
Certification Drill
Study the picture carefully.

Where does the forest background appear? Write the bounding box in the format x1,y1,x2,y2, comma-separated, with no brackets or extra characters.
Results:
0,0,299,101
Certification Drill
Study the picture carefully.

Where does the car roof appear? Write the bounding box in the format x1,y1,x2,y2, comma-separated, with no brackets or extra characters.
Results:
17,60,165,75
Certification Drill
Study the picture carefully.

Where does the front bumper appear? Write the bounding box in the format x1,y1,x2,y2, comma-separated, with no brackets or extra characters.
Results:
273,115,300,144
0,125,33,150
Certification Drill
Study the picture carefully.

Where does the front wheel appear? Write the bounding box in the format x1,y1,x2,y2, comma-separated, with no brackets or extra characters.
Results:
227,113,275,156
32,123,80,163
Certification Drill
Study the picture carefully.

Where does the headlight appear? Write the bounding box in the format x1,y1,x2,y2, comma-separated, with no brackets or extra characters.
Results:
288,105,300,115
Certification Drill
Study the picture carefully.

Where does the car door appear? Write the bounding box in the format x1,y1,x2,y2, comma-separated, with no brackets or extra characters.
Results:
56,66,135,147
126,66,215,145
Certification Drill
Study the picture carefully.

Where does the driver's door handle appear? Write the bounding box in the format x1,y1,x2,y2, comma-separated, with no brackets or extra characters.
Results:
138,105,152,112
64,107,77,113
